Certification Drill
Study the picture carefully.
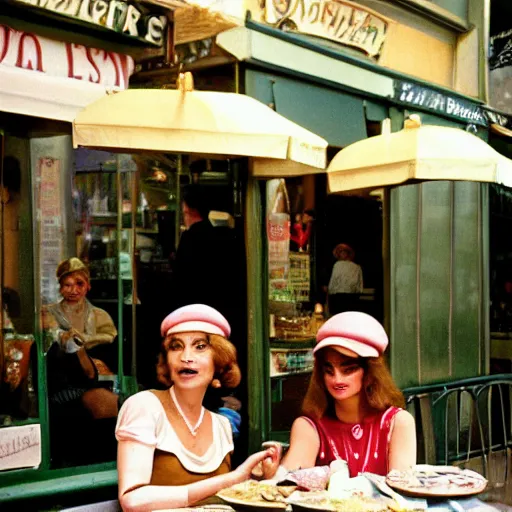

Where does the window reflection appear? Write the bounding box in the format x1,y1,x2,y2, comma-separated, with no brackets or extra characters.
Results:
43,257,119,467
0,133,38,425
40,149,134,467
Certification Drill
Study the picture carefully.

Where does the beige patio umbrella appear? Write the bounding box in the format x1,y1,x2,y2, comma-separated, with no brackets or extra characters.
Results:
327,115,512,193
73,73,327,176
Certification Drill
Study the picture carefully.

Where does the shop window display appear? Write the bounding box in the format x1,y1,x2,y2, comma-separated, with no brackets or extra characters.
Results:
266,177,384,435
267,177,318,434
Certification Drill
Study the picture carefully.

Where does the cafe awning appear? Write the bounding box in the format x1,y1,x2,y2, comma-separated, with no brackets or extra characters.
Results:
0,65,111,123
327,116,512,193
73,73,327,175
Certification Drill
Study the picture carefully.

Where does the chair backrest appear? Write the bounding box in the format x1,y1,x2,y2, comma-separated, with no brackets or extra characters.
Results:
403,374,512,483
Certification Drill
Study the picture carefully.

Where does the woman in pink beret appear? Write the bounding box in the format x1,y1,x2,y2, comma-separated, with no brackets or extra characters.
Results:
115,304,275,511
262,311,416,479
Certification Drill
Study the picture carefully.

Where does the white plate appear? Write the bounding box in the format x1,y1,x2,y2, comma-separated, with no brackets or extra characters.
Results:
386,466,488,498
217,490,288,511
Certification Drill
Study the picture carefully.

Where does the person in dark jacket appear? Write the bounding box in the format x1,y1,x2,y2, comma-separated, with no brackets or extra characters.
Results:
172,186,244,439
173,185,239,326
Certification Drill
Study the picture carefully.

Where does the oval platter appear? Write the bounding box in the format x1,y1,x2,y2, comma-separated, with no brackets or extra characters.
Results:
385,465,488,498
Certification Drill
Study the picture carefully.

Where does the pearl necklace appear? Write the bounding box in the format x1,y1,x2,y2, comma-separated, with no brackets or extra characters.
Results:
170,387,205,437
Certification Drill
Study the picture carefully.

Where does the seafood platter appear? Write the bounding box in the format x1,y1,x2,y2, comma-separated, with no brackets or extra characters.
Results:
216,465,433,511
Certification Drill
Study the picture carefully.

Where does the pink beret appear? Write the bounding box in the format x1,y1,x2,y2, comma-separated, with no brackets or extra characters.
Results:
314,311,388,358
160,304,231,338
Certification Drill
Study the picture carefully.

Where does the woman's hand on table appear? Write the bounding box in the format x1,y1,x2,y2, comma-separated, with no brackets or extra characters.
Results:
260,442,283,480
233,448,275,482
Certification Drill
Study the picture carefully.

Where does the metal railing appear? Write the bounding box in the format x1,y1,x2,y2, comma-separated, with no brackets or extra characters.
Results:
403,374,512,481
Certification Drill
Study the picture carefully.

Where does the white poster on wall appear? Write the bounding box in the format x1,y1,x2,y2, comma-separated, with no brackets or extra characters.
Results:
37,158,63,305
0,424,41,471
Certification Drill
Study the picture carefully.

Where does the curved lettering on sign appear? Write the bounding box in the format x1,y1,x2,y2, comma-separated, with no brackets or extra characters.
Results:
265,0,388,58
14,0,167,47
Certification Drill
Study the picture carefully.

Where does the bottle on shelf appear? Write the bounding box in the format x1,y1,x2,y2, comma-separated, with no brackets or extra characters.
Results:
311,303,325,334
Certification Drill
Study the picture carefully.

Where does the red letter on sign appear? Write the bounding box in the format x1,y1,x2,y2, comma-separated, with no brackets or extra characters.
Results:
104,52,121,87
86,47,101,83
66,43,83,80
16,33,44,72
0,25,12,64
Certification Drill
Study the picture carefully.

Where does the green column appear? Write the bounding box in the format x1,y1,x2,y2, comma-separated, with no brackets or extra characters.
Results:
244,176,269,453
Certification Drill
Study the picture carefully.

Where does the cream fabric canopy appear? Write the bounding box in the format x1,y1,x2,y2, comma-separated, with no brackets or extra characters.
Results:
72,87,327,174
327,117,512,193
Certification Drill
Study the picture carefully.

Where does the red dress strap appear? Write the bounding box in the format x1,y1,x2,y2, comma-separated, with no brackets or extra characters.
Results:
306,406,401,477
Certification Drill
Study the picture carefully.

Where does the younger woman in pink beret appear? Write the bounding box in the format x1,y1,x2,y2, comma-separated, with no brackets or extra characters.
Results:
115,304,275,511
262,311,416,479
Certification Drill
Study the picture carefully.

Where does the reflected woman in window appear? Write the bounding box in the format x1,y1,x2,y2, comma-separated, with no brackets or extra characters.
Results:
43,257,118,420
261,311,416,479
116,304,275,511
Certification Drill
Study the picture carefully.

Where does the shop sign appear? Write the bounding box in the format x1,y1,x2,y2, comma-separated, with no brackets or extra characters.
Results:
0,25,134,88
393,80,487,126
0,424,41,471
264,0,388,58
13,0,167,47
489,29,512,116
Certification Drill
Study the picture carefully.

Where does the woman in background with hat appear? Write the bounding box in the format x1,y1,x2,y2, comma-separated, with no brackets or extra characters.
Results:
43,257,118,420
328,243,363,295
262,311,416,479
116,304,275,511
44,257,117,352
327,243,364,316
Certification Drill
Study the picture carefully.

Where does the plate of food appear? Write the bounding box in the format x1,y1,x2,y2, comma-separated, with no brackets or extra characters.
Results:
217,480,296,511
386,465,488,498
287,490,406,512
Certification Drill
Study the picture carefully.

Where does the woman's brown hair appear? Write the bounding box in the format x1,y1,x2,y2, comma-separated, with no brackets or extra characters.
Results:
302,349,405,420
156,333,241,389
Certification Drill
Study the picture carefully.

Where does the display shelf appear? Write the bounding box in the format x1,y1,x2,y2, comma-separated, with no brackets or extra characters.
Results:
269,338,315,349
135,227,159,234
270,369,313,379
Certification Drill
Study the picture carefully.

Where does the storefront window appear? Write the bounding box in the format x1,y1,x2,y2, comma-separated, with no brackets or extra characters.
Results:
37,147,141,467
266,176,384,435
490,184,512,373
0,129,38,424
267,177,317,434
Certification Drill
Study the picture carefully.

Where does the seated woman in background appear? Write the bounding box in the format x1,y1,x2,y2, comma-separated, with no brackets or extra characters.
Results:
116,304,275,511
43,257,119,420
262,311,416,479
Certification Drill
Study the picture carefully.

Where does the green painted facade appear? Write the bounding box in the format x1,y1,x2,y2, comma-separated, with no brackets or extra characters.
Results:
389,181,487,388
